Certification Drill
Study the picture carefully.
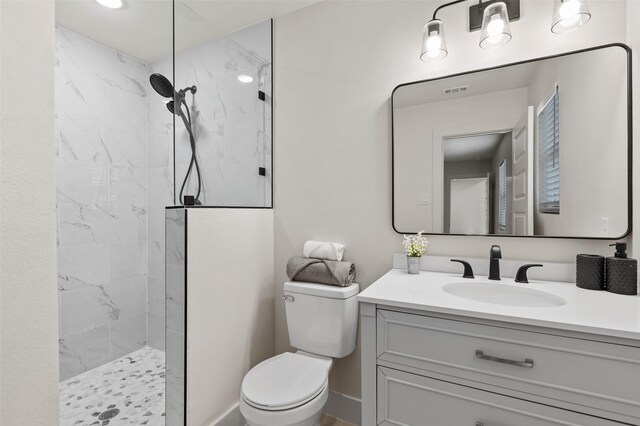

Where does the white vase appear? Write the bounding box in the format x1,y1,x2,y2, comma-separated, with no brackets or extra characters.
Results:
407,256,421,274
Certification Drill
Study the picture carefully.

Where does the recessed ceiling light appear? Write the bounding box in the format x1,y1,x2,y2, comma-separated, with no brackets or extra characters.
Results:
94,0,123,9
237,74,254,83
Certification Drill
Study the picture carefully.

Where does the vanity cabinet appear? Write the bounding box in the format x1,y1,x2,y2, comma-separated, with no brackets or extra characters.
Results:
360,303,640,426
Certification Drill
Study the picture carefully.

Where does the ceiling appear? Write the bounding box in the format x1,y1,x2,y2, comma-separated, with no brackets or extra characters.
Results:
443,133,509,162
55,0,321,63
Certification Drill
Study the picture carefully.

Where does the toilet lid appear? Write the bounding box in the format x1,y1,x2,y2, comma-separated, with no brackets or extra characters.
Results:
241,352,329,410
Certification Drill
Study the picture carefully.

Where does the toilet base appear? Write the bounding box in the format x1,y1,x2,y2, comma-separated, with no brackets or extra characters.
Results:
239,385,329,426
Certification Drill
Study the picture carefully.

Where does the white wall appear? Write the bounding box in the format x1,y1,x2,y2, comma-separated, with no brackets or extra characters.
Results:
186,209,274,426
274,0,629,399
0,1,59,424
394,88,526,231
629,0,640,261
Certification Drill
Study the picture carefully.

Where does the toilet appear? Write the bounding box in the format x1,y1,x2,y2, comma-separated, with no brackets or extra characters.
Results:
240,281,360,426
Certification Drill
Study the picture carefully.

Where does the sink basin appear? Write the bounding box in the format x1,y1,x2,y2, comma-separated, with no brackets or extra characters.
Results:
443,282,566,308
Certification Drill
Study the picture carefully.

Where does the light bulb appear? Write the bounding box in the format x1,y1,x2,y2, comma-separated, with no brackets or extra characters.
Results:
559,0,580,18
558,0,581,27
425,33,442,58
485,14,506,44
551,0,591,33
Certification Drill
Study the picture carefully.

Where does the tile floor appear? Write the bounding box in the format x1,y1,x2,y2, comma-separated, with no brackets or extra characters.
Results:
60,348,356,426
59,346,165,425
319,414,358,426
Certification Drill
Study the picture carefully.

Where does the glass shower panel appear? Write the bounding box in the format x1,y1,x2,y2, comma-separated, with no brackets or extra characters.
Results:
55,1,172,424
172,1,273,207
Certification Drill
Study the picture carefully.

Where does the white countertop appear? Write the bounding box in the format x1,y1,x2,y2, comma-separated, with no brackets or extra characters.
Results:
358,269,640,341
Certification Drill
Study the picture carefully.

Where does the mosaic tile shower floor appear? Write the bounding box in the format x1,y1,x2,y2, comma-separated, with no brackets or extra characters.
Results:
60,346,165,425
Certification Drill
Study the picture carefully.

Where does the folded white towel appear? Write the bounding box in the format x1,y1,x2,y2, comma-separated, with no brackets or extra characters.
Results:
303,240,345,261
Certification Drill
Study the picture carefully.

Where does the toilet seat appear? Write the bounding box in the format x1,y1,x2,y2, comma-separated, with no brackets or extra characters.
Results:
241,352,330,411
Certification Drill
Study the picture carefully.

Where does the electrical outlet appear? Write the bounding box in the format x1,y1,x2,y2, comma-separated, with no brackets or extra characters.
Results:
418,193,430,206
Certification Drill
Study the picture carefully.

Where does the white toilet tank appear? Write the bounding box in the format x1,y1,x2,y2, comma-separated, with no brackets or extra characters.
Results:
283,281,359,358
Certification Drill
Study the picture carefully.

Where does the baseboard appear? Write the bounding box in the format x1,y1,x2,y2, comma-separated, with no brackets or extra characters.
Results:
210,402,241,426
323,391,361,425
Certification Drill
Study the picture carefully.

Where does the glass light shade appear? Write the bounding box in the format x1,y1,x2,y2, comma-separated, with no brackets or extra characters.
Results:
551,0,591,33
421,19,448,62
479,2,512,49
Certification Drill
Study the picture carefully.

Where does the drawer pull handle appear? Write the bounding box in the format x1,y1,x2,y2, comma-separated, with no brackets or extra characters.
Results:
475,350,534,368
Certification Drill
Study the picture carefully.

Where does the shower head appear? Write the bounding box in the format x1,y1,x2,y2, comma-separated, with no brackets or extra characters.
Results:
149,73,174,98
167,100,177,115
151,73,197,118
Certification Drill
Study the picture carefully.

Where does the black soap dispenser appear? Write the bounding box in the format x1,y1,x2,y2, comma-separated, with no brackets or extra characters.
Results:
606,242,638,295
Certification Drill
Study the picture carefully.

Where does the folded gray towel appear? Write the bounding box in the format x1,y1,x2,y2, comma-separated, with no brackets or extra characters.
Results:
286,256,356,287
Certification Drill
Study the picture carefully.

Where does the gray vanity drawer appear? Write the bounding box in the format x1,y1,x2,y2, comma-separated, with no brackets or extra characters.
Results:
377,367,623,426
376,309,640,421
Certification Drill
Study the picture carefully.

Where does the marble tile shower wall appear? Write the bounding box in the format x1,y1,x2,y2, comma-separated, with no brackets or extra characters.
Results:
146,61,173,357
56,20,271,381
149,19,273,207
55,27,163,381
147,54,173,359
165,208,186,425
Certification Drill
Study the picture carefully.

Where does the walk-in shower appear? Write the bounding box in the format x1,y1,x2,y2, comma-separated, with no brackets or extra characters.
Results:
55,0,272,424
150,72,202,205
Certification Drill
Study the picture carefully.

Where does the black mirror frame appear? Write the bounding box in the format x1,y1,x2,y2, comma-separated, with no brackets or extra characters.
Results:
391,43,632,240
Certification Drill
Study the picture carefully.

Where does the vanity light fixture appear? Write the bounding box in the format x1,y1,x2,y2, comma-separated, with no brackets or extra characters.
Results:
551,0,591,33
94,0,123,9
421,0,520,62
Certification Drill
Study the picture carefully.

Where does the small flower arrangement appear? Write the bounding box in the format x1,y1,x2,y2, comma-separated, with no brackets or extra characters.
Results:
403,231,428,257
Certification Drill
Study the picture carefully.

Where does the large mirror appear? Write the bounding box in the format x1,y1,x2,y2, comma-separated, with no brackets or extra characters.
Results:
392,45,630,239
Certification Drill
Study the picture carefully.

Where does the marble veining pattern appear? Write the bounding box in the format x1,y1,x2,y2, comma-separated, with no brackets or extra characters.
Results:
59,346,165,425
151,19,272,207
164,209,185,425
56,26,155,382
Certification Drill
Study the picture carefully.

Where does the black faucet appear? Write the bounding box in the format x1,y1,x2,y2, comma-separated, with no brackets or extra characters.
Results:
489,245,502,280
515,264,543,283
